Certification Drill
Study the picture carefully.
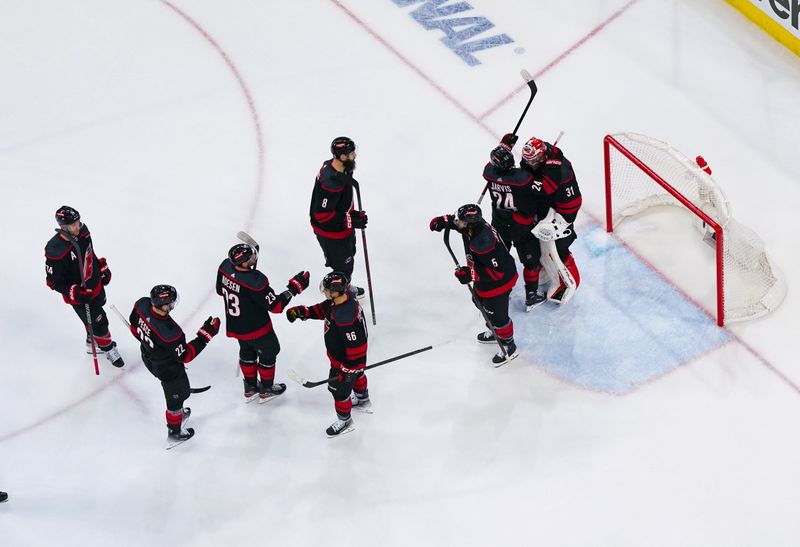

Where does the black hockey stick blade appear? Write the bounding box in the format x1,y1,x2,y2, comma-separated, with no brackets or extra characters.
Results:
288,346,434,388
190,385,211,394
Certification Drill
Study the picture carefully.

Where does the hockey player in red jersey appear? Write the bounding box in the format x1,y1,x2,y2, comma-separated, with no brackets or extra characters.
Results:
483,135,550,311
309,136,367,297
285,272,370,437
520,136,582,304
430,204,519,365
130,285,220,447
45,205,124,368
216,243,310,402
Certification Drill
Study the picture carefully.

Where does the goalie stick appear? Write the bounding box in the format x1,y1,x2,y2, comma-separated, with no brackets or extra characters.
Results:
55,228,100,376
109,304,211,394
287,345,432,388
443,228,510,362
477,69,538,205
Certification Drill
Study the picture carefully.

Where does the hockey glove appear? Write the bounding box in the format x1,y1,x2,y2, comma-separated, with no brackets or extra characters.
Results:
501,133,518,148
99,257,112,286
429,215,451,232
197,316,220,342
286,306,310,323
68,284,93,304
454,266,472,285
287,271,310,296
351,210,368,229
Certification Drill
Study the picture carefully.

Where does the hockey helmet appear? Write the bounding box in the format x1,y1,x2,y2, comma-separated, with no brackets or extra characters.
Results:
331,136,356,159
320,271,350,296
521,137,547,169
150,284,179,310
490,145,515,172
456,203,483,225
55,205,80,225
228,243,258,269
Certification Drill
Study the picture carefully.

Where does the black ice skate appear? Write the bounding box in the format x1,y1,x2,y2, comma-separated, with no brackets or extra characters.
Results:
0,491,8,503
326,416,355,438
492,341,518,368
525,291,547,312
258,382,286,404
243,379,259,403
166,426,195,449
103,342,124,368
353,286,366,300
351,392,373,413
476,330,496,344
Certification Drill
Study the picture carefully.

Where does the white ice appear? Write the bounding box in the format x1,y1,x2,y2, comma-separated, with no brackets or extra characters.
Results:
1,1,799,546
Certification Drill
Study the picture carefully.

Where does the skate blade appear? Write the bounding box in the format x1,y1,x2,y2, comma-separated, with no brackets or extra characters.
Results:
327,424,356,438
244,394,259,404
525,301,547,312
257,392,284,404
352,403,373,414
492,352,519,368
165,431,194,450
477,338,497,345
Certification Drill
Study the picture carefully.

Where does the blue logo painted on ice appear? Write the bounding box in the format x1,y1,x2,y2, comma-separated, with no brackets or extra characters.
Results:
392,0,514,66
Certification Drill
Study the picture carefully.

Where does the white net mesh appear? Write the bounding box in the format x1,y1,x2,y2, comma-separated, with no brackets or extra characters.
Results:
606,132,786,324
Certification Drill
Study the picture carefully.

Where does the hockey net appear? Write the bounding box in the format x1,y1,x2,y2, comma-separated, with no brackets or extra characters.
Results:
604,132,786,326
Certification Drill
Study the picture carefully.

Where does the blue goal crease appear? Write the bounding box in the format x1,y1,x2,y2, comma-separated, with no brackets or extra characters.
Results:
508,222,732,395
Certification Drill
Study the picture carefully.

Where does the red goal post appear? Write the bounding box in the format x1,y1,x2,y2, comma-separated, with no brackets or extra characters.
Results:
603,133,786,326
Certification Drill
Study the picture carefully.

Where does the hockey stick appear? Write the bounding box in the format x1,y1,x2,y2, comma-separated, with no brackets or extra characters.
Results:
351,179,376,326
477,70,538,205
443,228,508,360
56,228,100,375
236,231,259,250
109,305,212,394
287,345,432,388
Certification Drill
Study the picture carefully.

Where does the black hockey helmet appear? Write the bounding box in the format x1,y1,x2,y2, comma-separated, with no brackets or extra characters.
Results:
456,203,483,225
55,205,80,225
490,145,515,172
320,271,350,296
331,136,356,159
150,284,179,309
228,243,257,269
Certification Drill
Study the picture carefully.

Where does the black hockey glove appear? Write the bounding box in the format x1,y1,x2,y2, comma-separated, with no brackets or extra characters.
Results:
99,257,112,286
197,316,220,342
429,215,451,232
351,210,368,229
287,271,310,296
286,306,309,323
501,133,518,148
454,266,472,285
68,284,93,304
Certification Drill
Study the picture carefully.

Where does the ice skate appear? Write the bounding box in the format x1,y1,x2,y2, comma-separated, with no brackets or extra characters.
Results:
104,342,124,368
351,392,373,413
476,329,496,344
525,291,547,312
491,341,518,368
166,426,195,449
258,382,286,404
243,379,259,403
326,416,355,437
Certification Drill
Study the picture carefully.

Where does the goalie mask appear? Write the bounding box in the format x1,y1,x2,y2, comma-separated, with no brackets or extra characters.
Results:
521,137,547,170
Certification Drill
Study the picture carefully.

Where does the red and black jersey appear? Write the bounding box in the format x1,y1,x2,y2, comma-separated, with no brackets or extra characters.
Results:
215,259,292,340
129,297,208,381
44,224,104,304
307,295,368,373
463,221,518,298
482,163,547,228
527,146,582,223
309,160,355,240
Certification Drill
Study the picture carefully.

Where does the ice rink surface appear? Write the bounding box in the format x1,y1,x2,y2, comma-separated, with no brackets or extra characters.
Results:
1,1,799,545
